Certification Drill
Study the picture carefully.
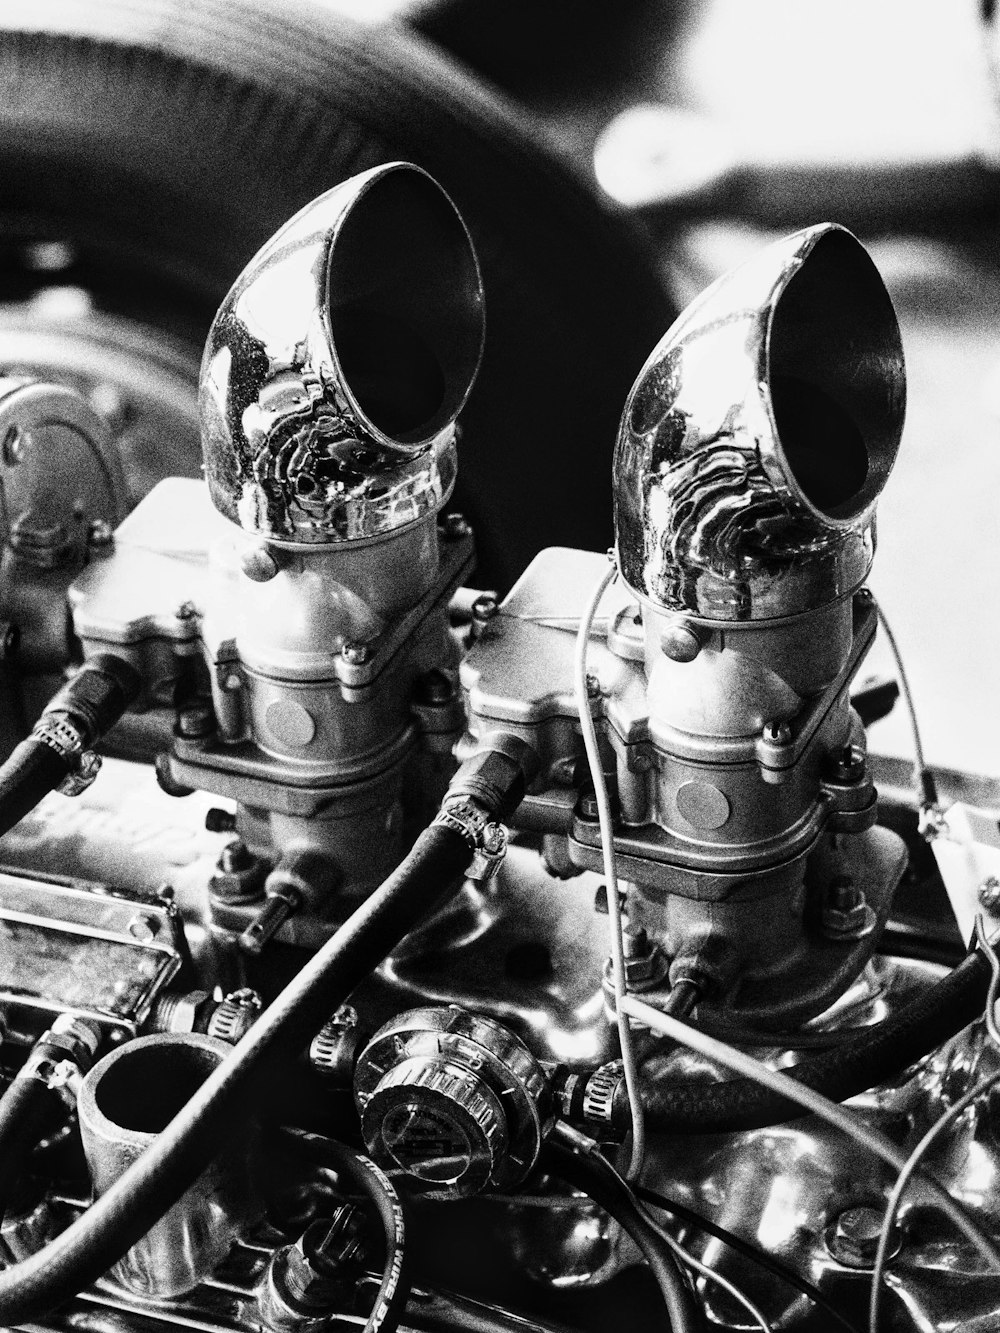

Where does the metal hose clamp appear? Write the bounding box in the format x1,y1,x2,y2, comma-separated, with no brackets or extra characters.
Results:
434,797,508,880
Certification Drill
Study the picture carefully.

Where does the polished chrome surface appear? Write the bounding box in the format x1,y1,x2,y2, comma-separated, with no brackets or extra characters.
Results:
78,1033,252,1298
200,163,484,545
613,224,905,621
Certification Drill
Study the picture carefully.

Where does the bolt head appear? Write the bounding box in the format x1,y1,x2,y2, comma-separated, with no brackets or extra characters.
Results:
341,640,371,665
826,1205,898,1269
239,543,280,583
980,876,1000,910
829,744,867,784
762,719,792,746
660,621,702,663
174,703,215,739
127,914,158,942
585,672,601,700
472,594,499,622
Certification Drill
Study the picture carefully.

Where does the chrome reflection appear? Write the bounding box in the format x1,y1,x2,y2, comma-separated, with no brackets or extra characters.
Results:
613,224,905,621
200,163,484,545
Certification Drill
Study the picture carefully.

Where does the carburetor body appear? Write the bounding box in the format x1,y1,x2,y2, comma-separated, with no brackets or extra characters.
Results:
462,225,908,1029
69,163,484,949
0,165,998,1333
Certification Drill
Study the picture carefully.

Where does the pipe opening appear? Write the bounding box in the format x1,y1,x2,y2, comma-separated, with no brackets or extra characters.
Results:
327,168,484,446
93,1041,220,1135
767,228,904,522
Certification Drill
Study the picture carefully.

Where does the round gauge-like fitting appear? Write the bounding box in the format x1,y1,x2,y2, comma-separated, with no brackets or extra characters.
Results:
354,1006,550,1200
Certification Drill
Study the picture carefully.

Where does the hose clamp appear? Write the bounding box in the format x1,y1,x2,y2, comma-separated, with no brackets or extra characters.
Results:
32,713,85,760
32,713,102,796
434,797,508,880
581,1061,624,1129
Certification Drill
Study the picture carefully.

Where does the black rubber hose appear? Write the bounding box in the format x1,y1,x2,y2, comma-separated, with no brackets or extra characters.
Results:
0,821,472,1325
544,1142,699,1333
622,948,991,1136
0,653,141,838
280,1130,411,1333
0,1077,68,1223
0,738,67,838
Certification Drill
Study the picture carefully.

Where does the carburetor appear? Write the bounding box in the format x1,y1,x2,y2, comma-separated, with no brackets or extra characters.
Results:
461,224,908,1030
68,163,485,952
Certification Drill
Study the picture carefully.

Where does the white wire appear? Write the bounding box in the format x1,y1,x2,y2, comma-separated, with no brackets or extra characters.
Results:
643,1207,772,1333
574,558,646,1181
868,1066,1000,1333
617,990,1000,1271
871,595,928,801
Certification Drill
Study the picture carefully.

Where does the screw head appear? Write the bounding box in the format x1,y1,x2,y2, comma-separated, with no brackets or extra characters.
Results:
239,543,280,583
660,621,702,663
341,640,371,665
585,672,602,700
472,594,499,622
980,876,1000,911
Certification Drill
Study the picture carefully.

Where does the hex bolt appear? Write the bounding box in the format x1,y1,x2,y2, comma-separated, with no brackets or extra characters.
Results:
174,703,216,740
821,875,875,940
579,789,600,820
980,877,1000,911
205,807,237,834
825,1205,900,1269
341,640,371,666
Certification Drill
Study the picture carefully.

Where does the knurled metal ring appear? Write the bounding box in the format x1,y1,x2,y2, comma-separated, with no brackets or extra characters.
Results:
32,713,85,759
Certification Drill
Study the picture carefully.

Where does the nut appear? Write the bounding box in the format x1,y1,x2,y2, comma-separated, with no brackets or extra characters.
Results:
825,1205,899,1269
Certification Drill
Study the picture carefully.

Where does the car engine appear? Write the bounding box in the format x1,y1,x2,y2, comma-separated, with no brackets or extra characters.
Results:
1,159,998,1333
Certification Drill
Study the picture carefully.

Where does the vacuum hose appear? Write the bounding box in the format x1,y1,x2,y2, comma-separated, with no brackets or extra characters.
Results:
0,736,535,1325
611,949,991,1136
0,654,141,836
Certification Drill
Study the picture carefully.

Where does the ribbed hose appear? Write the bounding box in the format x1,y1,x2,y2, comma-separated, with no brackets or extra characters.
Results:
628,949,990,1136
0,1077,68,1222
0,739,67,837
281,1130,411,1333
0,822,472,1324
